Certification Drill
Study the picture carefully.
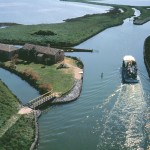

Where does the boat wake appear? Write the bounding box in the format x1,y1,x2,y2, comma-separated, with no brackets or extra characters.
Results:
97,81,147,150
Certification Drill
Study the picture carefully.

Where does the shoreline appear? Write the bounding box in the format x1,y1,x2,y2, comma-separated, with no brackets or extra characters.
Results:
0,80,36,150
29,78,83,150
0,5,134,47
30,110,41,150
133,17,150,25
52,78,83,104
0,58,84,105
0,58,84,149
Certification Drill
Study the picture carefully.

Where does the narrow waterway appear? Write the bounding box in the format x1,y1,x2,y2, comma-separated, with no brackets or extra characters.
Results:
0,68,39,104
38,9,150,150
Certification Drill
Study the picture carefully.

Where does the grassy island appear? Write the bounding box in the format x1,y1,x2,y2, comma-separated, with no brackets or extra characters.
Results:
0,80,35,150
0,6,134,47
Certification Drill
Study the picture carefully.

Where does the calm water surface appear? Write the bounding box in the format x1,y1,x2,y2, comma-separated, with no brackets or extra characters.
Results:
38,9,150,150
0,0,111,24
0,68,39,104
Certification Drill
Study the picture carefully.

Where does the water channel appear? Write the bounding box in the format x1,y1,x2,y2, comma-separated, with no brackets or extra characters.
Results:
0,0,150,150
38,7,150,150
0,68,39,104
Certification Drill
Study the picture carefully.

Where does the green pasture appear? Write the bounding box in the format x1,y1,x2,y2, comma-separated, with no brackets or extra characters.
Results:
0,81,19,128
0,80,35,150
4,58,75,94
0,6,134,47
0,114,35,150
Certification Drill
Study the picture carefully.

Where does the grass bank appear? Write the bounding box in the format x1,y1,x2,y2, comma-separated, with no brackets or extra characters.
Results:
0,81,20,129
133,7,150,25
0,80,35,150
0,6,134,47
2,57,78,95
144,36,150,77
0,114,35,150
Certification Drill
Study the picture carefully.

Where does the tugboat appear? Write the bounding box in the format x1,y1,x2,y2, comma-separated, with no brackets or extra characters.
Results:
122,55,139,83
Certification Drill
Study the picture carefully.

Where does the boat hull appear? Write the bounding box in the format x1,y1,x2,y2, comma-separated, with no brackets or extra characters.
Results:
122,67,139,83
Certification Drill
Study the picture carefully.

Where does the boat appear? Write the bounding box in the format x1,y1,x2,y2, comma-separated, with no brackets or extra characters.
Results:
122,55,139,83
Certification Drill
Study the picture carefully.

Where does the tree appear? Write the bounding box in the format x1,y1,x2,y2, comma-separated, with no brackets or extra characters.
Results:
10,54,18,69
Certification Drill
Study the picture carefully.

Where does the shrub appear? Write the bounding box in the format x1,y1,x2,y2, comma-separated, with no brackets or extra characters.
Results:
31,30,56,36
39,83,52,93
22,69,40,81
31,72,40,81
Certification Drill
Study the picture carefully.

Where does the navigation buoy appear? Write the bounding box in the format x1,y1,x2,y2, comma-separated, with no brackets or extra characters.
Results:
101,72,103,79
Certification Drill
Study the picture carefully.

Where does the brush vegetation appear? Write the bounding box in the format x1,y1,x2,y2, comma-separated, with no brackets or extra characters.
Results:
0,6,134,47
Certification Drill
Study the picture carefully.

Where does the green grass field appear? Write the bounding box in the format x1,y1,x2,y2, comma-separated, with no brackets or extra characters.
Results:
0,6,134,47
0,81,19,128
16,61,74,94
0,80,35,150
0,114,35,150
4,57,76,94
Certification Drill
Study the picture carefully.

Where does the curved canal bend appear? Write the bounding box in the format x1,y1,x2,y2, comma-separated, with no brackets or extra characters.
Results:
0,68,39,104
38,10,150,150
